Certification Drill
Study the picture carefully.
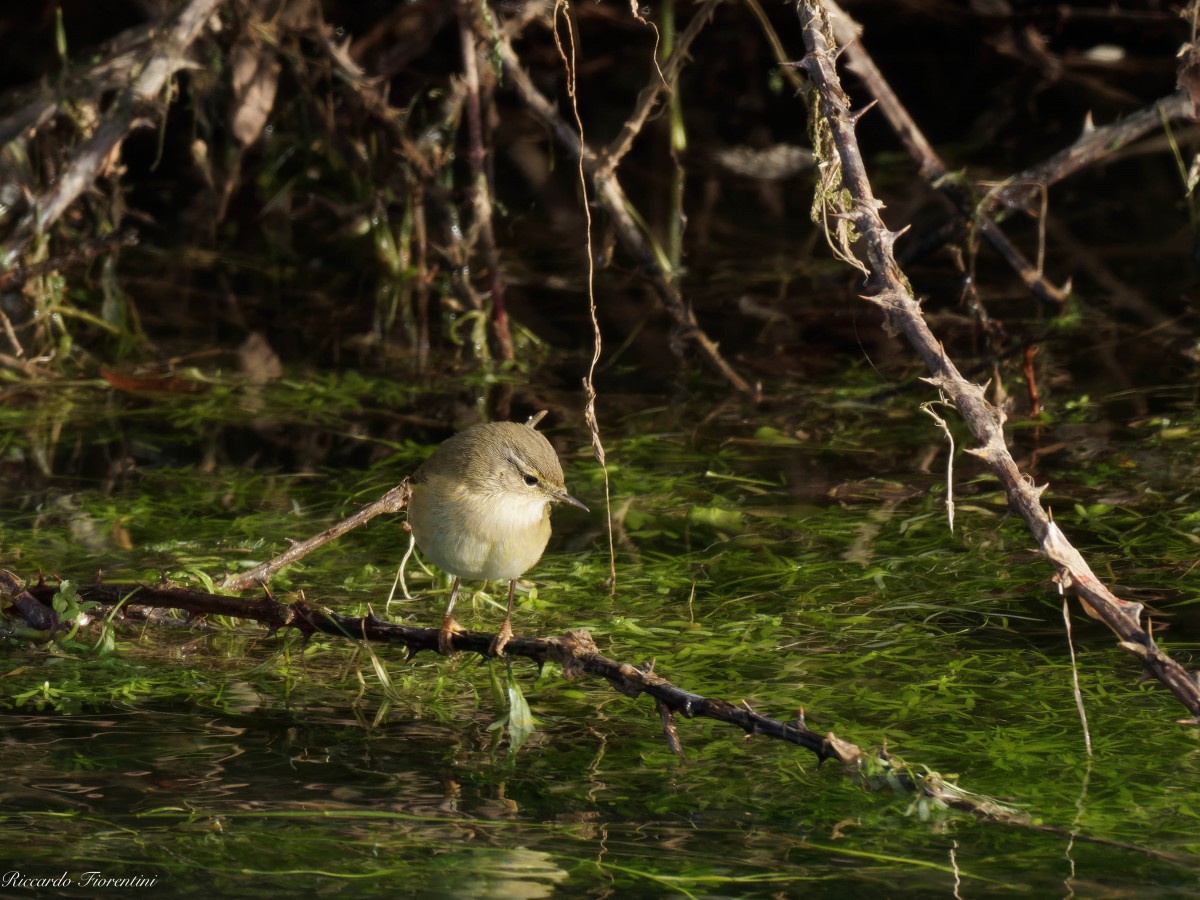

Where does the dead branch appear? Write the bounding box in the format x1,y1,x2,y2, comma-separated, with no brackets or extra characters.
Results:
5,569,1026,823
988,90,1195,216
826,1,1068,307
218,480,412,592
2,0,228,269
5,566,1198,861
487,5,756,396
458,0,514,362
797,0,1200,722
0,23,154,148
598,0,724,173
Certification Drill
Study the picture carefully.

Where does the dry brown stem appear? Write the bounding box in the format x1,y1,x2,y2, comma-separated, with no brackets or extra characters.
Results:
546,5,620,590
797,0,1200,722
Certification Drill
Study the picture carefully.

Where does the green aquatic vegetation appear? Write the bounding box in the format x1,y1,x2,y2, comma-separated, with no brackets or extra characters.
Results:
3,380,1200,896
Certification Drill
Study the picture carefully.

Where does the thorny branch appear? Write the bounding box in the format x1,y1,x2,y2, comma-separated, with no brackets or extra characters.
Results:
825,1,1069,308
796,0,1200,722
9,566,1197,860
0,567,1027,824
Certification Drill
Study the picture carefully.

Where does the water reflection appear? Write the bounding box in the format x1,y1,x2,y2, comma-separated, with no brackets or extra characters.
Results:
1,700,1196,896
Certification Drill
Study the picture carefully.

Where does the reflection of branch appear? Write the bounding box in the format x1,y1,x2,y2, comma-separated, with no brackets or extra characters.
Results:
0,230,138,292
3,0,228,268
797,0,1200,721
490,9,754,395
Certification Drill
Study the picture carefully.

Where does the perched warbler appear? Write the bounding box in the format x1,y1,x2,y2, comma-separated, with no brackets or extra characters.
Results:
407,415,588,655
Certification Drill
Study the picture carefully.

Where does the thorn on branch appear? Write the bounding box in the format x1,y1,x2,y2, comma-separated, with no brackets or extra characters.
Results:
848,99,878,124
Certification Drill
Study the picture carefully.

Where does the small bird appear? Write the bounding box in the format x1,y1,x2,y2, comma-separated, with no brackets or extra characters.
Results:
406,414,588,656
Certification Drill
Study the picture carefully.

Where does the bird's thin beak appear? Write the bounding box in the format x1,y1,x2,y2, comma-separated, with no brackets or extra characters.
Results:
554,489,589,513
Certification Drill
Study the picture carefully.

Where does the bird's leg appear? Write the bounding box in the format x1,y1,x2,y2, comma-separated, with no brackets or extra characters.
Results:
488,579,516,657
439,576,464,655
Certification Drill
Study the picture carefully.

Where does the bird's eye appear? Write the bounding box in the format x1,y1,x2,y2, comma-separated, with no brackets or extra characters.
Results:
523,473,539,487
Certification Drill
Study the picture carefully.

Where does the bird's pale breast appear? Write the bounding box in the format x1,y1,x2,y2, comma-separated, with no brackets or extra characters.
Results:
408,477,552,582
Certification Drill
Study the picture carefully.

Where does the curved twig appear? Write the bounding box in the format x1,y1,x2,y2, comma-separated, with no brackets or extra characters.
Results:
598,0,724,173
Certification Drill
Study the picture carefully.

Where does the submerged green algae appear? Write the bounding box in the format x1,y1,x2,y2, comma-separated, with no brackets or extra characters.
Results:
1,375,1199,896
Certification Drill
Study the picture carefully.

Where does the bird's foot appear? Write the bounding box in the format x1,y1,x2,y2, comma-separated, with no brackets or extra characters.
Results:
488,619,514,658
438,615,463,655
